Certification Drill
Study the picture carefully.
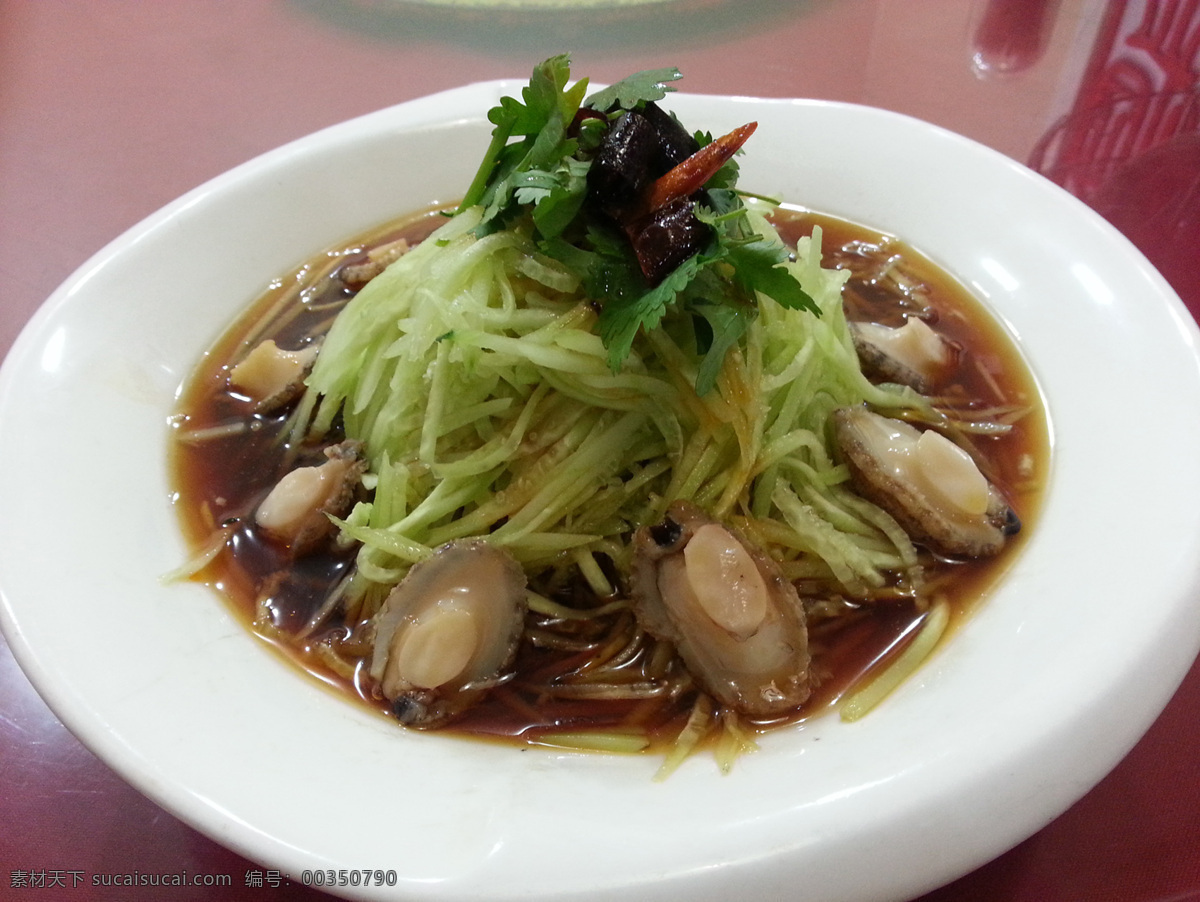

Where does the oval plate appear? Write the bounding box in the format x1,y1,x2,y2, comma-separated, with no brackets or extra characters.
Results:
3,82,1200,901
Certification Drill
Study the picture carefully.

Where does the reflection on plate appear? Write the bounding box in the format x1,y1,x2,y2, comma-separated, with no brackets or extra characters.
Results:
3,82,1200,902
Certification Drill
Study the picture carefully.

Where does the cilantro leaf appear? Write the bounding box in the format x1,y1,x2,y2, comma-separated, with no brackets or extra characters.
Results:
517,54,577,133
585,67,682,113
692,300,753,397
598,254,703,371
459,54,585,218
542,224,644,310
726,239,818,313
525,158,590,239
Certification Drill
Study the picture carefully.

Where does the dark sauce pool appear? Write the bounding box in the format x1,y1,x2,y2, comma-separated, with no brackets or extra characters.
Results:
169,205,1049,753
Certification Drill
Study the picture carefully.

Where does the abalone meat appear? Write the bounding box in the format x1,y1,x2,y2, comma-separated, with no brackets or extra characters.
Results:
631,501,811,718
369,540,528,728
833,405,1019,558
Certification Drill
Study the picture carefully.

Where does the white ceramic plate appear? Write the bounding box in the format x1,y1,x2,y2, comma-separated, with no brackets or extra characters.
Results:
4,82,1200,902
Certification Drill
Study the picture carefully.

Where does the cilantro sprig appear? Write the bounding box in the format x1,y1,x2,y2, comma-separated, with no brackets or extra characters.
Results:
457,55,590,236
456,54,818,394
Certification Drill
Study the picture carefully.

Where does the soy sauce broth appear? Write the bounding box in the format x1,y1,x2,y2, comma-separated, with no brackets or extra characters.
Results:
169,205,1048,752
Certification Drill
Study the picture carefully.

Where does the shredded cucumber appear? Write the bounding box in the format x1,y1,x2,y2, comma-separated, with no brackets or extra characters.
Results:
304,201,926,612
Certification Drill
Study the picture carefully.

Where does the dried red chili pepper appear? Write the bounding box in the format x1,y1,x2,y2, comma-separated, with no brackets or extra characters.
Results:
641,121,758,214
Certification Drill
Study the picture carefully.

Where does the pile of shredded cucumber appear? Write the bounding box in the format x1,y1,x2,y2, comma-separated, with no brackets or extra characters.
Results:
300,200,925,619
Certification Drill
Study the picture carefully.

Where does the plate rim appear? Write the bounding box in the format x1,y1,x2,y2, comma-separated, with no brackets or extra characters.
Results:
4,81,1200,902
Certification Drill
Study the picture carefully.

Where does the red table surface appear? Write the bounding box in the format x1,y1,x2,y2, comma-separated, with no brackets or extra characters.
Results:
2,2,1199,900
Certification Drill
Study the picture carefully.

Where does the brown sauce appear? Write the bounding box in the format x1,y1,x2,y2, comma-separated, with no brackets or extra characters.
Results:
169,205,1049,752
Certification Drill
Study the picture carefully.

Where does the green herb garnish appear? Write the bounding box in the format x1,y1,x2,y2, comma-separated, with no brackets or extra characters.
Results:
456,53,817,394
